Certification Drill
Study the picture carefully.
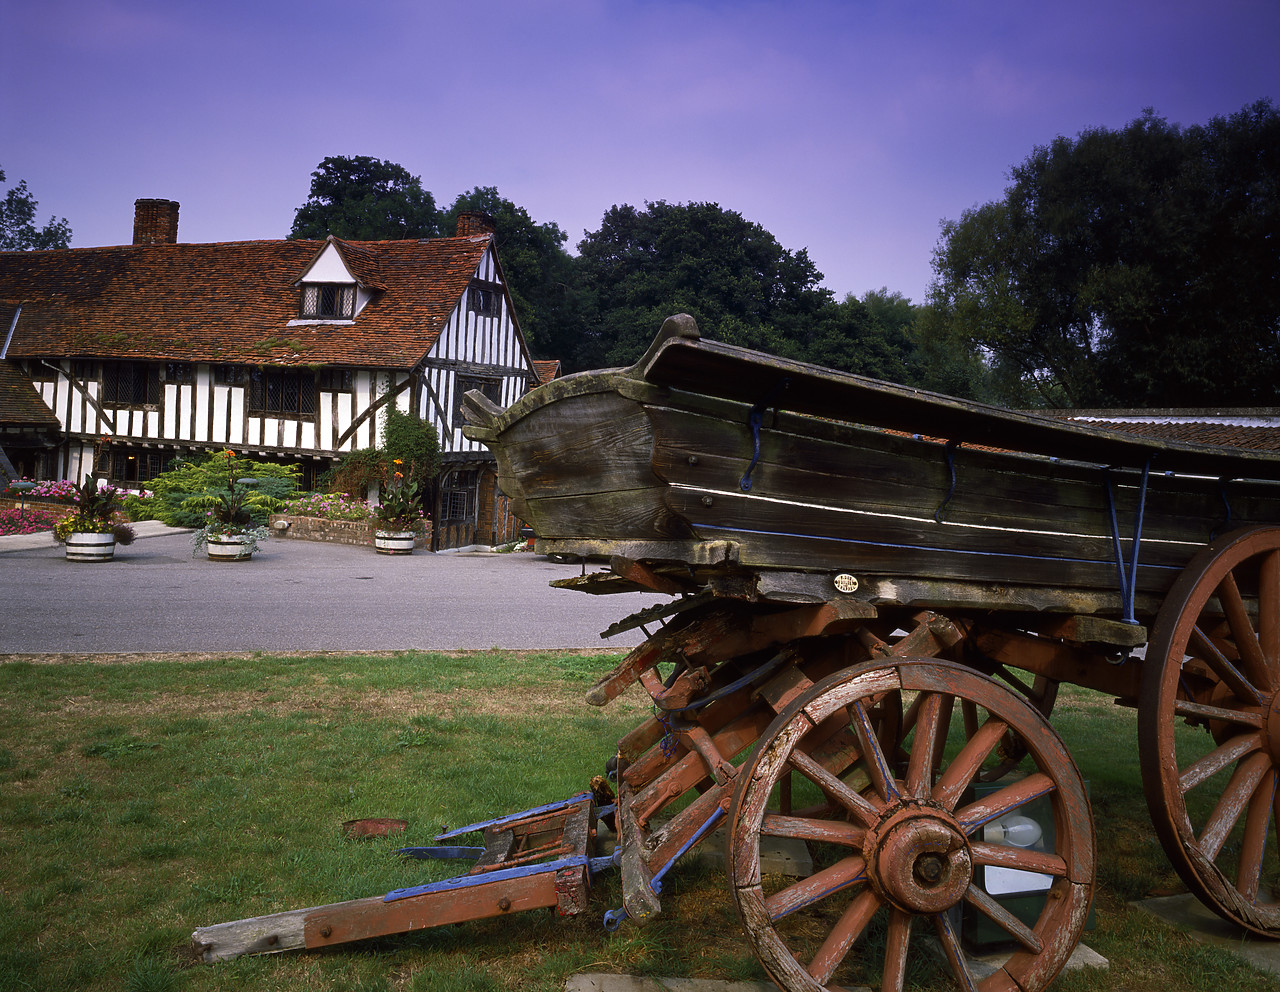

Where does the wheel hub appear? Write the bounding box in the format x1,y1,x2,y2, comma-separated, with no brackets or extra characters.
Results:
864,802,973,914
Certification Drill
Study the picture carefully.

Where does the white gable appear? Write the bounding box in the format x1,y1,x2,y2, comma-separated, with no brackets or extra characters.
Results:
299,243,355,284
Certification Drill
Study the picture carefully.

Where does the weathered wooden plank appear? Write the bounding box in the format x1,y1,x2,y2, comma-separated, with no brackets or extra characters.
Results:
520,488,693,540
655,506,1183,597
648,405,1280,548
639,331,1280,480
661,483,1194,573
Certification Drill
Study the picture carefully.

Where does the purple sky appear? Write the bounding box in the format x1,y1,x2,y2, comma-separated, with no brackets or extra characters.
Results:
3,1,1277,306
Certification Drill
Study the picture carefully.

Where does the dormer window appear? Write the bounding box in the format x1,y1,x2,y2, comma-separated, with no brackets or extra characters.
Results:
300,283,356,320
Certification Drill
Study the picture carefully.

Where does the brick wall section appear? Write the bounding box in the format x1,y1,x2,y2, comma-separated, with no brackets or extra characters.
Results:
268,514,433,549
0,497,71,519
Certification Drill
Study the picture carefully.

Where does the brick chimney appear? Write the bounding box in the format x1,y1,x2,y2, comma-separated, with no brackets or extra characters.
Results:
455,211,496,238
133,199,180,245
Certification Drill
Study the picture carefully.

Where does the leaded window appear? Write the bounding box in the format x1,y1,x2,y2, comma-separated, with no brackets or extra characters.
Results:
300,283,356,319
440,469,478,521
102,361,160,407
215,364,247,385
319,368,355,392
248,368,316,417
109,448,166,484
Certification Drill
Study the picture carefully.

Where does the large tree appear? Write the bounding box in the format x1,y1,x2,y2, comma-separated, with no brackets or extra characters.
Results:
924,100,1280,408
440,187,575,360
289,156,440,241
0,168,71,250
572,201,835,371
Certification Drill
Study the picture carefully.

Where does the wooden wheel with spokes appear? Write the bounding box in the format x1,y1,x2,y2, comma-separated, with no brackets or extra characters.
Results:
1139,525,1280,937
728,659,1094,992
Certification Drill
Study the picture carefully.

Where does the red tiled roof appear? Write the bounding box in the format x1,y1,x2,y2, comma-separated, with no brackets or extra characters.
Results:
0,359,59,428
0,235,491,370
532,359,561,385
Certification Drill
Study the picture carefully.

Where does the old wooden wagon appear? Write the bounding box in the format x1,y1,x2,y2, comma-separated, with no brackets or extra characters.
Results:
195,315,1280,992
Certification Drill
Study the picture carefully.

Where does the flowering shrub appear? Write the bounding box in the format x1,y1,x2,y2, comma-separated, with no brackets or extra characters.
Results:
282,492,373,521
3,478,80,501
0,507,65,536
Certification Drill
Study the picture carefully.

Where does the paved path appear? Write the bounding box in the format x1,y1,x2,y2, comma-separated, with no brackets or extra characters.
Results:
0,525,659,654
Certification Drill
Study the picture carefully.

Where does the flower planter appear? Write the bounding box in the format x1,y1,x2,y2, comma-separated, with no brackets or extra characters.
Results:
65,532,115,563
373,529,416,555
206,535,254,561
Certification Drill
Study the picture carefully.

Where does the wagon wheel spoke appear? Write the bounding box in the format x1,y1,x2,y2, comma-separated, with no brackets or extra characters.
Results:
963,883,1043,954
1195,752,1271,861
729,659,1093,992
1216,570,1273,694
1236,770,1279,899
806,887,881,986
969,842,1069,879
905,692,946,799
877,907,912,992
954,772,1056,835
1260,550,1280,680
787,748,883,828
932,716,1009,811
1190,624,1265,706
763,855,870,920
1139,525,1280,937
933,911,980,991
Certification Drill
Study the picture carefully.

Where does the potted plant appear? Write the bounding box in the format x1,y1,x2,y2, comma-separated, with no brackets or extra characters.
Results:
372,460,423,554
53,476,136,562
191,451,269,561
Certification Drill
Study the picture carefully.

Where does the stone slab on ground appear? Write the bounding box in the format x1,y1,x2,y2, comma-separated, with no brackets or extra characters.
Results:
1135,893,1280,977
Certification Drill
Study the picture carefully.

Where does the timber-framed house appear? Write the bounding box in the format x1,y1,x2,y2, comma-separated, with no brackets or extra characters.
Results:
0,200,538,550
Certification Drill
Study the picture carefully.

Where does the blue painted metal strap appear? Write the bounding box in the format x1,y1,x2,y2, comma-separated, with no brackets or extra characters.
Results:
384,854,591,903
435,792,591,841
934,440,960,523
650,806,726,894
739,378,790,492
662,650,789,713
1104,461,1150,625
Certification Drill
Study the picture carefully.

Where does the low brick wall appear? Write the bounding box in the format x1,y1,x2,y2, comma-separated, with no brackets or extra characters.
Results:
268,514,431,549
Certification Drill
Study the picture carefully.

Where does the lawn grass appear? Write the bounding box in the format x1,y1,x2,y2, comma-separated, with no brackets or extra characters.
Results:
0,652,1273,992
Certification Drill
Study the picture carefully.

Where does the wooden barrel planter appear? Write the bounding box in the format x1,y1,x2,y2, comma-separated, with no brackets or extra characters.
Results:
64,532,115,563
373,530,416,555
206,535,254,561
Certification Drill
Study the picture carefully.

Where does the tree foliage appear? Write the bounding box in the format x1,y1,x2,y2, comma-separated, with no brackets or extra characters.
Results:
0,168,71,250
289,156,441,241
571,201,838,370
924,100,1280,407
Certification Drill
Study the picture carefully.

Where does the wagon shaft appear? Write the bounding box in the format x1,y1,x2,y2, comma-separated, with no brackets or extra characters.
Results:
191,794,602,962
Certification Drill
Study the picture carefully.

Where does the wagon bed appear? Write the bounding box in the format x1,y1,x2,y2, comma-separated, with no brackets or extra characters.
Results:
463,314,1280,623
